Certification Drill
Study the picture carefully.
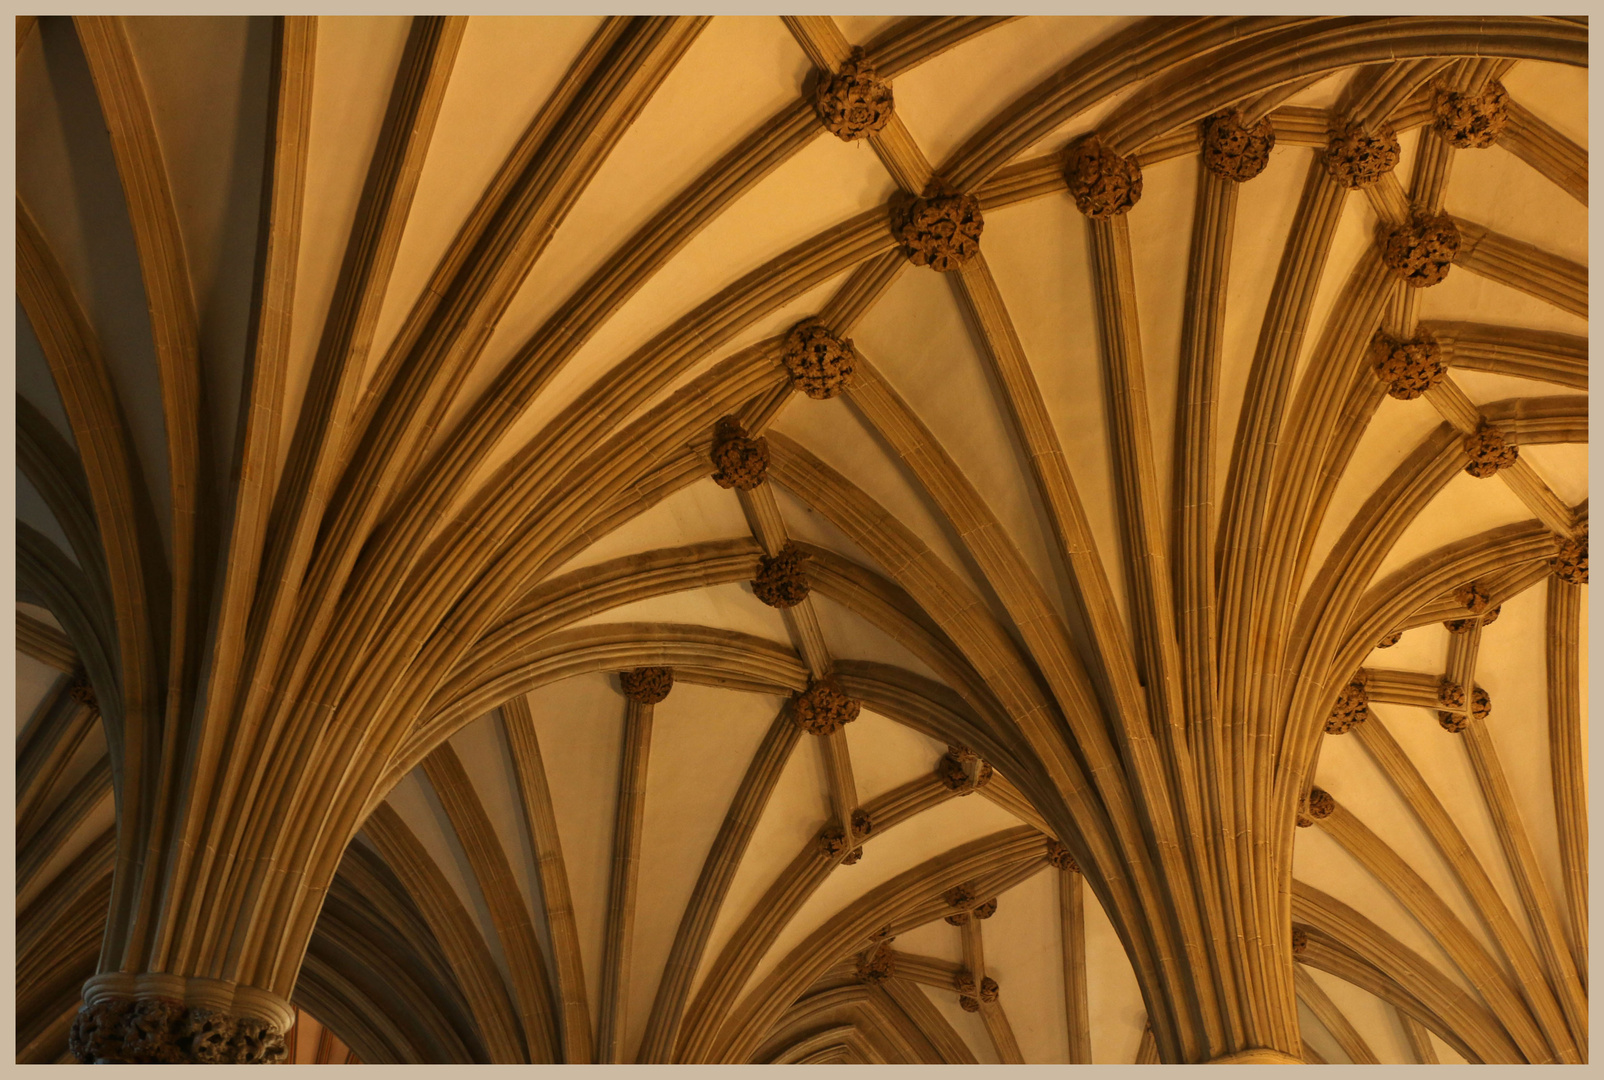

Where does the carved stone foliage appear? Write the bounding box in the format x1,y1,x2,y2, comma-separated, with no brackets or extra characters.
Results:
71,999,134,1063
1200,109,1275,182
69,676,99,711
1370,331,1446,399
619,666,673,705
821,810,871,865
1462,423,1518,478
1306,789,1335,819
1323,121,1400,188
752,542,811,608
1471,686,1491,722
1291,927,1309,956
1306,787,1335,820
1445,581,1500,632
943,882,977,925
814,47,893,142
1433,80,1509,149
954,971,979,1010
1376,631,1403,649
1554,527,1589,585
1380,212,1460,288
123,999,186,1063
791,676,860,735
1454,581,1493,615
1444,604,1500,634
709,416,769,490
892,187,984,272
1324,672,1369,735
972,898,998,920
1046,839,1079,873
1437,679,1470,733
856,945,896,983
191,1010,240,1064
954,971,998,1012
70,1000,286,1065
1062,135,1143,218
851,807,873,837
1437,680,1466,711
781,320,857,399
938,744,994,795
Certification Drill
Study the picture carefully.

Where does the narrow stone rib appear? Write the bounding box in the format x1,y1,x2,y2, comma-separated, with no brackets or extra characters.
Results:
1545,580,1587,982
1362,669,1447,709
362,804,525,1062
1451,217,1587,319
707,830,1044,1063
74,18,208,782
1352,58,1455,130
17,686,99,838
1456,660,1589,1054
766,433,1166,1037
1169,163,1244,1053
1500,98,1586,205
194,14,316,868
1426,321,1586,389
501,695,593,1062
1353,712,1576,1060
951,254,1147,751
1086,215,1224,1054
193,14,470,983
1294,964,1378,1063
1060,867,1092,1062
1097,20,1584,156
16,397,114,627
16,200,161,961
979,997,1024,1063
241,27,712,954
821,728,860,844
864,17,1015,80
944,18,1303,189
1424,375,1580,537
884,949,964,989
677,775,956,1060
16,754,111,902
780,15,851,69
1293,880,1515,1063
422,742,560,1061
597,693,653,1062
16,611,77,674
1316,807,1551,1061
1399,1008,1440,1063
880,978,977,1063
636,706,801,1062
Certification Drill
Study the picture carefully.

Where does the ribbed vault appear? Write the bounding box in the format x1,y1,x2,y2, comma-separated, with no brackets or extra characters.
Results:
13,14,1587,1065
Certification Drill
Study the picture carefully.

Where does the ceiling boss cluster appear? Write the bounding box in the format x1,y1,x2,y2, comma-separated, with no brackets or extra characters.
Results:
813,47,894,141
1199,108,1276,182
13,13,1586,1068
892,187,985,272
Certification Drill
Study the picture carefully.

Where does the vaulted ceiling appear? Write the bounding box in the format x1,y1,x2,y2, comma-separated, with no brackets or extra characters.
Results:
14,15,1588,1066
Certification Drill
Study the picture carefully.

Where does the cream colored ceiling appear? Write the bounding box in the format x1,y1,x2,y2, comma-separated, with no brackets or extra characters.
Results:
13,14,1587,1065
